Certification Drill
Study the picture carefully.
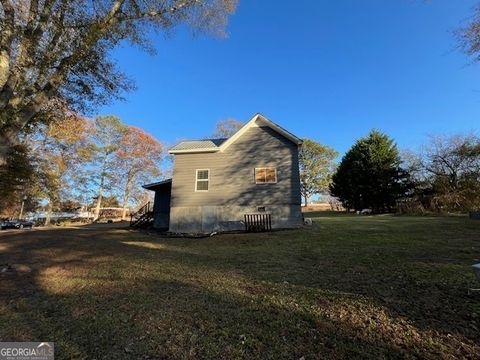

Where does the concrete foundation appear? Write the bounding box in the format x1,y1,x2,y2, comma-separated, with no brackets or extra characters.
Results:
153,213,169,230
168,205,302,233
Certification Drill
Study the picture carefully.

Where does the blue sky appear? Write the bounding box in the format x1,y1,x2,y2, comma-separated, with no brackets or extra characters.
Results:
100,0,480,156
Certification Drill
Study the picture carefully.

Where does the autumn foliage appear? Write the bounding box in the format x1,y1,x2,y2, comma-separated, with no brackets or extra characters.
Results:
115,126,163,219
0,114,163,221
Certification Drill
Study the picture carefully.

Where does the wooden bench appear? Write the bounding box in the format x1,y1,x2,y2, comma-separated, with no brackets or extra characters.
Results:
244,213,272,232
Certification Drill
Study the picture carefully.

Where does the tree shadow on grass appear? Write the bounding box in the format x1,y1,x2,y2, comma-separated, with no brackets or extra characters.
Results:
0,225,478,359
119,226,480,357
0,229,407,359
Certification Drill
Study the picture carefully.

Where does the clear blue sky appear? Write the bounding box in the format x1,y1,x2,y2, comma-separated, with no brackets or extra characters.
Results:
100,0,480,156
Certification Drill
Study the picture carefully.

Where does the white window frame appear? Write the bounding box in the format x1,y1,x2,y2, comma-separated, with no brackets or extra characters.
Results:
195,169,210,192
254,167,277,184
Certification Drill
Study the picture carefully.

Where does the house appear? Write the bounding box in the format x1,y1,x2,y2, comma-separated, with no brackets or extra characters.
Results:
143,114,303,233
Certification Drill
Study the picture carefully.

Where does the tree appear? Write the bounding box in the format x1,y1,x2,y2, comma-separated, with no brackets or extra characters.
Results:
91,195,120,208
457,6,480,64
299,138,338,206
35,114,93,224
330,130,409,213
58,199,83,212
0,140,35,217
114,126,163,219
405,134,480,212
91,115,127,220
212,118,243,138
0,0,238,167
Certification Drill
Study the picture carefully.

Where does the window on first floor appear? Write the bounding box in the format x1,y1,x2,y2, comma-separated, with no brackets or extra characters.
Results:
195,169,210,191
255,167,277,184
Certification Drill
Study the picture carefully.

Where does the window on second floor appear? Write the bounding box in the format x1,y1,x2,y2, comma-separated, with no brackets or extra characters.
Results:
195,169,210,191
255,167,277,184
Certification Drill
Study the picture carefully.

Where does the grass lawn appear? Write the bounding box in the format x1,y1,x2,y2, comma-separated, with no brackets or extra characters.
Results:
0,214,479,359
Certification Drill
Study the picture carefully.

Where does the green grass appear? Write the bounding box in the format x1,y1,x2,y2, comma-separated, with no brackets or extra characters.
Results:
0,214,479,359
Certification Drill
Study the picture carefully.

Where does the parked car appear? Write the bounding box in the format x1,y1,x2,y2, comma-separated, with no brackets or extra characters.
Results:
1,220,34,230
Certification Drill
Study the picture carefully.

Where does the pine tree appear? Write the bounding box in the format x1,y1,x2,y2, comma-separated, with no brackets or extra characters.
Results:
330,130,409,213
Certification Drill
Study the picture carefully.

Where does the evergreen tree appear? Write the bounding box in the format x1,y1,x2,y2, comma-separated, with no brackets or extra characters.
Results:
330,130,409,213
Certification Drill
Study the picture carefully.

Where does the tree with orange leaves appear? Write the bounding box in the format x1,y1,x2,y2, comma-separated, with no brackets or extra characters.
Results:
115,126,163,220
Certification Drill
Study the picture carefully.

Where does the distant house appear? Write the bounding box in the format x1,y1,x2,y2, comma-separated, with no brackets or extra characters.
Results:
143,114,303,233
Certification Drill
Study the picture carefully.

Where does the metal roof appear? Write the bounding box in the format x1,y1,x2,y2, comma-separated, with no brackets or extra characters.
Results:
169,138,228,152
168,113,302,154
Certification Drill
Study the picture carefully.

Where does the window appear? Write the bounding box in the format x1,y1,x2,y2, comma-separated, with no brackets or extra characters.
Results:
255,167,277,184
195,169,209,191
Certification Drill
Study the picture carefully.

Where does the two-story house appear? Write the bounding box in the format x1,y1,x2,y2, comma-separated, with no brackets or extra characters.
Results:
143,113,303,233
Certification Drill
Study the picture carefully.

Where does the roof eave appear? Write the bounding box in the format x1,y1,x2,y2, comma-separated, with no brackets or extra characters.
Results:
168,148,220,154
143,178,173,190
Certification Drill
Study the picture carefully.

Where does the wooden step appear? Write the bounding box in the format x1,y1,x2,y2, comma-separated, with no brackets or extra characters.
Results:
130,211,154,228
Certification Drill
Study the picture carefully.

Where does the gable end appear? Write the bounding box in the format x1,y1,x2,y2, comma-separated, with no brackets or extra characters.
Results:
219,114,302,152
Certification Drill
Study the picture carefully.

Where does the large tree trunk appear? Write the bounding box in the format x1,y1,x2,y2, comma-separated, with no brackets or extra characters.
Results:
0,99,49,166
0,50,9,90
0,134,13,167
94,192,103,221
0,126,19,167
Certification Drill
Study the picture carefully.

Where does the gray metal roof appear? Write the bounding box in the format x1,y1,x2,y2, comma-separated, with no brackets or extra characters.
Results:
168,114,302,154
169,138,228,152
